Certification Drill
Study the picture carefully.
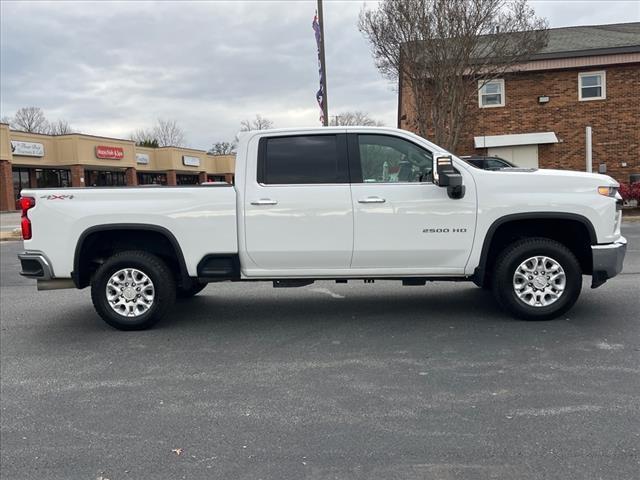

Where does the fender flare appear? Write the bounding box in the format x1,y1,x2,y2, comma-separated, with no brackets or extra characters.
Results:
473,212,597,286
72,223,190,288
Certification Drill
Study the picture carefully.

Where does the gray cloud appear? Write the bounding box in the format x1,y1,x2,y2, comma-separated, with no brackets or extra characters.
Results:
1,0,638,149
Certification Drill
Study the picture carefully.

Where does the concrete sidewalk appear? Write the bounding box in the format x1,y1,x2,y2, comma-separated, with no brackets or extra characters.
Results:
0,212,20,231
0,212,21,240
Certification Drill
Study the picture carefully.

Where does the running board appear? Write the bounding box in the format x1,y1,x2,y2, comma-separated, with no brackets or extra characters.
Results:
37,279,76,290
273,279,315,288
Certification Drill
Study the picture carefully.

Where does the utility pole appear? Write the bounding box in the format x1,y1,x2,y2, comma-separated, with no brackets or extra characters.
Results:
585,126,592,173
317,0,329,126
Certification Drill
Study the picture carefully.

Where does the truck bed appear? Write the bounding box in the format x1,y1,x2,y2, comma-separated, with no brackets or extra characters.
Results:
21,184,238,278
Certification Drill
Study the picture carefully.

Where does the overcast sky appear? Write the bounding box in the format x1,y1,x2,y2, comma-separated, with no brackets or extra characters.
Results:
1,0,638,150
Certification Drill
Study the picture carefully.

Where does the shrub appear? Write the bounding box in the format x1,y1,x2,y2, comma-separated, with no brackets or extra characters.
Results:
619,183,640,202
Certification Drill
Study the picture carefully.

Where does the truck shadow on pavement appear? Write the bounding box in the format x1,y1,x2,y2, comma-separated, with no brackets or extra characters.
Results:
159,282,611,331
28,280,614,340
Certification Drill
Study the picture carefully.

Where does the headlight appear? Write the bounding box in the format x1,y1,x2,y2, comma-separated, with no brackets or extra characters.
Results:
598,186,618,197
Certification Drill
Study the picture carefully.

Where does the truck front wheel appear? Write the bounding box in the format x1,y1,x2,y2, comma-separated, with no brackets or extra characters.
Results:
90,250,176,330
492,238,582,320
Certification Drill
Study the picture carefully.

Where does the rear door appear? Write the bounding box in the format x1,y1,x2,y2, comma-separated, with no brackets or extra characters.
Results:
348,132,476,273
243,133,353,271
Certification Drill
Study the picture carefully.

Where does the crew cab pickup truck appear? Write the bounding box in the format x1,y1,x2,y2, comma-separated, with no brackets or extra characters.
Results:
17,127,626,330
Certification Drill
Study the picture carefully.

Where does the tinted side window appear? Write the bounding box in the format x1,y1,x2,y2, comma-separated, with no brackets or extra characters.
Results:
357,134,433,183
260,135,345,184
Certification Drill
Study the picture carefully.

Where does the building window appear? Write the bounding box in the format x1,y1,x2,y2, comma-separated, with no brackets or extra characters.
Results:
176,174,199,185
85,169,125,187
207,175,227,183
12,167,32,200
138,172,167,185
478,79,505,108
579,71,606,101
36,169,71,188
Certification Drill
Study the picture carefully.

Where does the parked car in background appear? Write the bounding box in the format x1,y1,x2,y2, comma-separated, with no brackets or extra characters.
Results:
461,155,517,170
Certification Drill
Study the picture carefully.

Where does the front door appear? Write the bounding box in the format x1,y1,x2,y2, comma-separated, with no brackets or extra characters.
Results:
349,133,476,274
243,133,353,272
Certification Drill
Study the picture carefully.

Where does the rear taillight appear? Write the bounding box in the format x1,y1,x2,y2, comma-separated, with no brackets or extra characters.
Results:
20,196,35,240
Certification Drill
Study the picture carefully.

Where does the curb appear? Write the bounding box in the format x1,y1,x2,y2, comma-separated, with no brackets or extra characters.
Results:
0,229,22,242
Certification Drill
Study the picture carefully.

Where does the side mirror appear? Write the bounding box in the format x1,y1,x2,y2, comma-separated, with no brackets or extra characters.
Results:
434,155,465,199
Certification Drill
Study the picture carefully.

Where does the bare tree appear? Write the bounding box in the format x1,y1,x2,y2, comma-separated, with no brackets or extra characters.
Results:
153,119,185,147
130,128,159,148
11,106,49,133
48,119,75,135
208,141,236,155
359,0,547,151
329,111,385,126
240,114,274,132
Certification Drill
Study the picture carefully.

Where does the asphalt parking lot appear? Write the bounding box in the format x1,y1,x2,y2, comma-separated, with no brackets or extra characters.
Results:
1,223,639,480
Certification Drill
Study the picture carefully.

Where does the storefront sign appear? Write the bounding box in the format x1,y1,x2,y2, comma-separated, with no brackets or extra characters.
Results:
96,145,124,160
182,155,200,167
136,153,150,165
11,141,44,157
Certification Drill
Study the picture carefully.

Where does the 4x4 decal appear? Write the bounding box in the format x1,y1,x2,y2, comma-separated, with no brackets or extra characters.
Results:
40,194,75,200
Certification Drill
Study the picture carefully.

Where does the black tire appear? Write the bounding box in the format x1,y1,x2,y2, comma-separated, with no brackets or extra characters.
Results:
91,250,176,330
492,238,582,321
177,282,207,299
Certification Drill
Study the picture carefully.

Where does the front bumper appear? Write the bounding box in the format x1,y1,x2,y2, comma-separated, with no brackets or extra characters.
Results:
591,236,627,288
18,251,54,280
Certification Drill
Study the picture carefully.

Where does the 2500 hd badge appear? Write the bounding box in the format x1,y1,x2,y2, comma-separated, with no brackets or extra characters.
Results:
422,228,468,233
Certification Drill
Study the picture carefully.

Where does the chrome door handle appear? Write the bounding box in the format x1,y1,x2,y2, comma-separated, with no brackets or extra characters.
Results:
251,199,278,206
358,196,386,204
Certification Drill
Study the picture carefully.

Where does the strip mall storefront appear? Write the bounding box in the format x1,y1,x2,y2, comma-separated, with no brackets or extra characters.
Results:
0,124,235,210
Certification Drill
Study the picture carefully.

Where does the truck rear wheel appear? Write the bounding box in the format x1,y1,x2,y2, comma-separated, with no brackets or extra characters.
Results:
90,250,176,330
492,238,582,320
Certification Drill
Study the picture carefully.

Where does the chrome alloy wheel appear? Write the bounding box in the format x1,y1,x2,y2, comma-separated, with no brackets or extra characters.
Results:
106,268,155,317
512,256,566,307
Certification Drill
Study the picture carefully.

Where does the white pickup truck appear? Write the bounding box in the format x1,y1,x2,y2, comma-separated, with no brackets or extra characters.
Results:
18,127,626,330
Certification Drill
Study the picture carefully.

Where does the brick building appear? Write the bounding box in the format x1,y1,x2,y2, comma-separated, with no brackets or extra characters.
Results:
398,22,640,183
0,124,235,211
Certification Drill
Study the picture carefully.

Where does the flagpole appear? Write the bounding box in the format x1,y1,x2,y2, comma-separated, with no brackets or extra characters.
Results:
317,0,329,126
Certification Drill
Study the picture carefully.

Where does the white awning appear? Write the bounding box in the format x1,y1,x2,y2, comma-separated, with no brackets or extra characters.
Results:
474,132,559,149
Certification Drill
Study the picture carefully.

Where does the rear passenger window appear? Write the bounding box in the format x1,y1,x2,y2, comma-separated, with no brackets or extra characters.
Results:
259,135,346,184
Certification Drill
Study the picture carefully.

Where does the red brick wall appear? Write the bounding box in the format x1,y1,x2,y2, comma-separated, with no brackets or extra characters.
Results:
125,167,138,186
29,169,38,188
70,165,85,188
399,63,640,183
0,160,15,211
166,170,177,186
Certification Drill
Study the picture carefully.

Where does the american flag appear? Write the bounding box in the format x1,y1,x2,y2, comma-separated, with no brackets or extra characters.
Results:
312,11,325,124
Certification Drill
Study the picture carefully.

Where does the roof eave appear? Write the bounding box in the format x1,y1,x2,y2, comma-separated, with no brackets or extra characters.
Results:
530,45,640,61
